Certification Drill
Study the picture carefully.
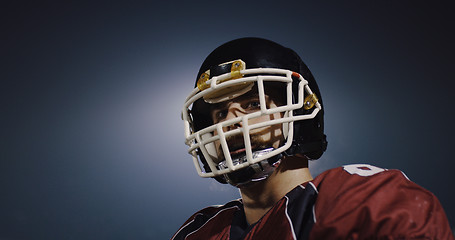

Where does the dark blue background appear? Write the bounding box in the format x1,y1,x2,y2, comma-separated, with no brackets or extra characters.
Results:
2,1,454,239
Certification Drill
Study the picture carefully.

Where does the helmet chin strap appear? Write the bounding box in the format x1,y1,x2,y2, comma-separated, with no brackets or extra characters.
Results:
218,148,283,187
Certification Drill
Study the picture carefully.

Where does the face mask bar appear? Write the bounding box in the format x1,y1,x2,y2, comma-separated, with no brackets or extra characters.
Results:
182,68,321,178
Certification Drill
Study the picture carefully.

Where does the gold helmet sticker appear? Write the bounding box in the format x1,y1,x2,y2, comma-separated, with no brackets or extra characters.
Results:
196,59,253,104
304,93,318,110
197,72,210,91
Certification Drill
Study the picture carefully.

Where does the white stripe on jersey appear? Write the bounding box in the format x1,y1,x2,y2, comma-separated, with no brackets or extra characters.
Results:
284,195,297,240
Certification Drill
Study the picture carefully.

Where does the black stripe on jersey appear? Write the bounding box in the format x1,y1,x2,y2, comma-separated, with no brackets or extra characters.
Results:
229,205,250,240
285,184,318,240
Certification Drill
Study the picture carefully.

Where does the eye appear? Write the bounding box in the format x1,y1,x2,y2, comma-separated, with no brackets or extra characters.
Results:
213,110,227,123
246,100,260,110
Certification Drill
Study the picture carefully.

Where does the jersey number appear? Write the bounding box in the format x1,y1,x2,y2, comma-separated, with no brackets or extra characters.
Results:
343,164,385,177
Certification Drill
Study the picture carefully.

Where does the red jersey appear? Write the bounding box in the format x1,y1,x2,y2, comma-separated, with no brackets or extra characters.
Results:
172,164,454,240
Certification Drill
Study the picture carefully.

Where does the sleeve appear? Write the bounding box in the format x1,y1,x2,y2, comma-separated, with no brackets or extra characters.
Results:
171,201,239,240
309,164,454,240
171,207,218,240
171,211,204,240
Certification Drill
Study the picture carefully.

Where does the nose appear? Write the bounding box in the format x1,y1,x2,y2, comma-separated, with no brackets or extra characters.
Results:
224,103,244,131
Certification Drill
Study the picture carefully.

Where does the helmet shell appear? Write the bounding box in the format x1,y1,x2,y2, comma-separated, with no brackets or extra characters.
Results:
192,37,327,160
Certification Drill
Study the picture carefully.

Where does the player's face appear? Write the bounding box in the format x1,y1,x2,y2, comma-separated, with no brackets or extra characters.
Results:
210,90,284,163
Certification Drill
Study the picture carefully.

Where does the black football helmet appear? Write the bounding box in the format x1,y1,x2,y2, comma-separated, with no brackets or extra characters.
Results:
182,37,327,186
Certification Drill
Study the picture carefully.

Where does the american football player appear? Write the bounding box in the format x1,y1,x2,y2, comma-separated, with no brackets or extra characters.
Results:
173,37,454,240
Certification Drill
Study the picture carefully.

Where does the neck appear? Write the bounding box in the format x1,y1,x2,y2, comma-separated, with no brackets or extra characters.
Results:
238,156,312,225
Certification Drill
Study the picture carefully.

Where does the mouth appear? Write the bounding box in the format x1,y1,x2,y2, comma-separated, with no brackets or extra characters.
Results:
218,148,248,170
230,148,246,158
218,147,275,170
227,142,266,159
228,145,265,162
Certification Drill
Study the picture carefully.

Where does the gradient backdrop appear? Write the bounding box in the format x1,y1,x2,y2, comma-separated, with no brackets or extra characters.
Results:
2,1,454,239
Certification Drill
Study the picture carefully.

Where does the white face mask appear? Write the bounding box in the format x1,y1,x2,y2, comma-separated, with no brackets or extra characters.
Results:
182,60,321,182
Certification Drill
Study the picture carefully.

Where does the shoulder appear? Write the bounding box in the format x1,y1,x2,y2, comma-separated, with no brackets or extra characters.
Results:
313,163,408,184
309,164,454,239
311,163,436,213
311,163,421,198
171,199,242,240
311,163,419,207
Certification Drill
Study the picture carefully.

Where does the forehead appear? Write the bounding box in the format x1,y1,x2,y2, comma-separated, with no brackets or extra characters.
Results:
209,84,286,112
209,89,261,111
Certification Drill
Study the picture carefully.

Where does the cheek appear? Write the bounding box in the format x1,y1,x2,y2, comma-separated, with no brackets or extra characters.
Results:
248,114,272,125
247,112,283,129
249,114,283,137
